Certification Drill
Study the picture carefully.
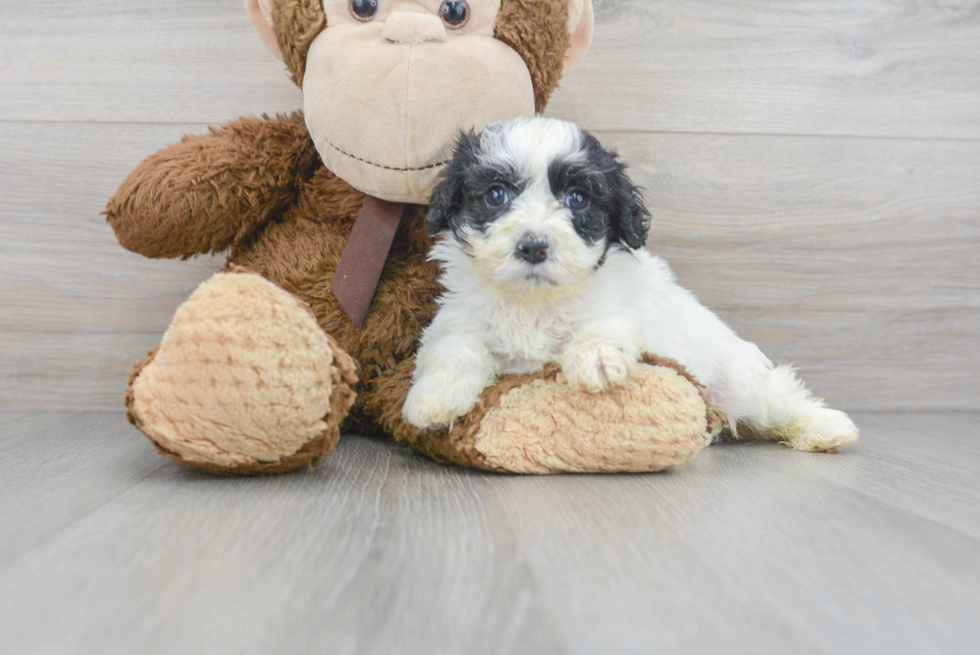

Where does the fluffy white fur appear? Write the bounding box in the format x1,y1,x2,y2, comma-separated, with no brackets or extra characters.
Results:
403,118,859,452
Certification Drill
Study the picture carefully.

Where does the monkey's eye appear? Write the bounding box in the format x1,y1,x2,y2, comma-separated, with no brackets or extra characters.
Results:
565,190,589,211
350,0,379,22
486,185,510,207
439,0,469,29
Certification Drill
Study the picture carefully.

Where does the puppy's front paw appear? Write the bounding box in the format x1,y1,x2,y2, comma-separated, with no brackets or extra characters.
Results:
402,375,483,430
785,408,859,453
561,342,639,393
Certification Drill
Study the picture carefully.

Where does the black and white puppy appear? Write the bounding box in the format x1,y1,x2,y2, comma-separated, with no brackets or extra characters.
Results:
402,117,858,452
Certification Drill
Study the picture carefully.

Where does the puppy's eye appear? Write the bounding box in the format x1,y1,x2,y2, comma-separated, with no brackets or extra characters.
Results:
440,0,469,28
350,0,379,22
486,185,510,207
566,190,589,211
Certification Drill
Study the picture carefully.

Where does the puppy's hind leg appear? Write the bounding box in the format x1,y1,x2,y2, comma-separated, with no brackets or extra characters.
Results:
732,364,859,453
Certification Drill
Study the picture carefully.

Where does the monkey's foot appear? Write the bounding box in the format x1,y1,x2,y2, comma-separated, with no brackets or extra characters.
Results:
126,271,358,475
387,354,720,474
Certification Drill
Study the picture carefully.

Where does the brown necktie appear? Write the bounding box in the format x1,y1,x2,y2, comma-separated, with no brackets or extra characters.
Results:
331,196,410,329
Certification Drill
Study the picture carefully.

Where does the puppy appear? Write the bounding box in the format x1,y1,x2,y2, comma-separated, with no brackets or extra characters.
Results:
402,117,858,452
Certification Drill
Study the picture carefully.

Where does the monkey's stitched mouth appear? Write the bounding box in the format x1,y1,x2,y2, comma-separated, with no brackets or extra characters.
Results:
323,137,452,172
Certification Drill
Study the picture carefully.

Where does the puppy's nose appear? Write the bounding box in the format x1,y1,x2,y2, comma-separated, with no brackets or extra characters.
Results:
515,238,550,265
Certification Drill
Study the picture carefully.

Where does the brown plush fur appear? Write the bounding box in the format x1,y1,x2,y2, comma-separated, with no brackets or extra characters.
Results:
106,112,317,259
271,0,327,87
369,353,723,472
229,169,445,430
108,1,714,474
108,0,572,452
496,0,572,112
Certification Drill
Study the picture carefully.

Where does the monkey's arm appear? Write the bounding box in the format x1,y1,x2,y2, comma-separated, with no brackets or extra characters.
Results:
106,111,317,259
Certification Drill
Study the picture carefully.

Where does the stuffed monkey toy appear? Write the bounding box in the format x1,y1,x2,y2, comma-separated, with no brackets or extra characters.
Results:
106,0,721,475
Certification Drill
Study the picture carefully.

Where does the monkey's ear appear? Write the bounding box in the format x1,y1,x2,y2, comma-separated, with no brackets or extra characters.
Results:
565,0,595,73
245,0,283,59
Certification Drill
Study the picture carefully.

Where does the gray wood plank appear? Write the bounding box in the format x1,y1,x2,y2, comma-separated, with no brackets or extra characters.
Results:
0,412,165,564
0,121,224,337
0,0,303,126
2,0,979,139
0,411,977,654
605,131,980,413
483,440,980,654
552,0,980,139
2,122,977,410
0,422,561,655
0,122,226,410
796,412,980,541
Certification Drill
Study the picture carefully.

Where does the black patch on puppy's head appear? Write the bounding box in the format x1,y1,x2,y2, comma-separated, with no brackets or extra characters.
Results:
548,130,651,251
425,128,527,244
429,123,651,256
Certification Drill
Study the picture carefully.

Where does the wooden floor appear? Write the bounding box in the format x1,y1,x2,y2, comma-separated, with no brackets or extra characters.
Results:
1,412,978,654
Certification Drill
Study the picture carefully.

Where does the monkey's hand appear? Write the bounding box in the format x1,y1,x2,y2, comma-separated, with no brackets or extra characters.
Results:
106,111,317,259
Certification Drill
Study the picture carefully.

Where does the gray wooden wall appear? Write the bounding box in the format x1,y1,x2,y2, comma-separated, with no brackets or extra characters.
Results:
1,0,978,411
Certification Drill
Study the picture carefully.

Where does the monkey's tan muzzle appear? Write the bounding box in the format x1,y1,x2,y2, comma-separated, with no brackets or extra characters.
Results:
303,21,536,204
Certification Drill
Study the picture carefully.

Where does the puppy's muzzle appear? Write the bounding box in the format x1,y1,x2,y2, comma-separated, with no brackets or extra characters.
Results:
515,237,550,265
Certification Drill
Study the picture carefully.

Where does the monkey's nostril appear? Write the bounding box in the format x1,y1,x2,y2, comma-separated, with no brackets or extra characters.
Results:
515,239,550,265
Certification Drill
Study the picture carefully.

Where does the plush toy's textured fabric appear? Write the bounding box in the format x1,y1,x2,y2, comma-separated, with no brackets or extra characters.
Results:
303,29,536,203
109,0,720,475
266,0,572,113
227,162,443,428
107,112,317,259
270,0,326,87
285,0,574,203
372,355,720,473
471,359,718,473
126,270,357,474
110,110,719,475
496,0,573,112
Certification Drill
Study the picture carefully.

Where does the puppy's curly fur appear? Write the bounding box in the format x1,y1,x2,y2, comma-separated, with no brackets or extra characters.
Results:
405,118,859,453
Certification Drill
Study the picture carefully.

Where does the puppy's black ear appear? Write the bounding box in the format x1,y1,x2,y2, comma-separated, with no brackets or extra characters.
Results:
425,129,480,235
425,178,461,235
609,164,651,250
581,129,652,250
